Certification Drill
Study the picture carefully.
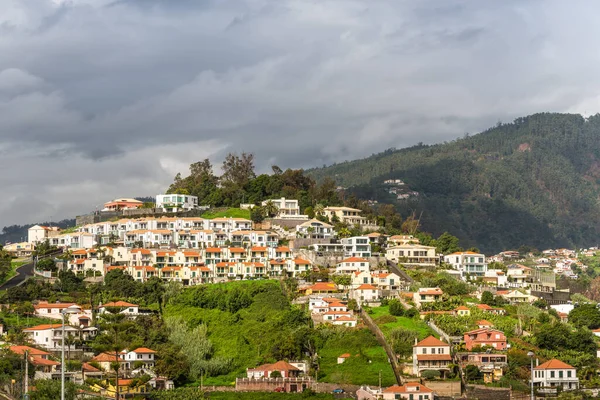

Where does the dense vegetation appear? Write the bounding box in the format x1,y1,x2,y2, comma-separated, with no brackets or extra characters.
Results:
308,113,600,253
163,280,395,386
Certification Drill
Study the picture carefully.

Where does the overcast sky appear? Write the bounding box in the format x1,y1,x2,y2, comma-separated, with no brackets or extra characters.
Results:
2,0,600,227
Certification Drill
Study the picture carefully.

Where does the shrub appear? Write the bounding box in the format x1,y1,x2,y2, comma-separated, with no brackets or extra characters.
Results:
389,300,405,316
421,370,441,380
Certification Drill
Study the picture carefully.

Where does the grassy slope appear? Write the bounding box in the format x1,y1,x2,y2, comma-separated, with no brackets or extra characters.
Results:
164,281,395,387
369,306,433,338
316,328,396,387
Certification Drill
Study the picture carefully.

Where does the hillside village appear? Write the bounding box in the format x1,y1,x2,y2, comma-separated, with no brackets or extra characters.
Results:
2,176,600,399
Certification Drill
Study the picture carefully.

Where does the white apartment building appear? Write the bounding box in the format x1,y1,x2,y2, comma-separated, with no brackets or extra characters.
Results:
335,257,370,275
23,324,80,351
386,244,439,267
156,194,198,212
28,225,61,244
261,197,307,219
533,359,579,391
296,219,334,238
121,348,156,369
412,336,451,377
340,236,371,258
443,251,488,279
323,207,375,228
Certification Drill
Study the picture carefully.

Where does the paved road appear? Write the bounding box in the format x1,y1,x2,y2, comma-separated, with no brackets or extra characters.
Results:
0,261,34,290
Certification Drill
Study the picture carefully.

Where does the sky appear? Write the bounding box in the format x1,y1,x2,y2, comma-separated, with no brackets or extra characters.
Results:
2,0,600,227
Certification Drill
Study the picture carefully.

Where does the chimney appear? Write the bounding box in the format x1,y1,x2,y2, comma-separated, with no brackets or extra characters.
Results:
414,338,418,345
536,358,539,367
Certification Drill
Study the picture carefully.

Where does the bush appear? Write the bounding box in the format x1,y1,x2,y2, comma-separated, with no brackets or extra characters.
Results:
389,300,405,316
374,315,397,325
405,308,419,318
421,370,441,380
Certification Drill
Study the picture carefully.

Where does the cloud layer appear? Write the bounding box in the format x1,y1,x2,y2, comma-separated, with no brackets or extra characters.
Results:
2,0,600,226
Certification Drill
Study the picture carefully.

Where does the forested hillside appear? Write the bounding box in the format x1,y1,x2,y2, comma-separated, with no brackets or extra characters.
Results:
308,113,600,253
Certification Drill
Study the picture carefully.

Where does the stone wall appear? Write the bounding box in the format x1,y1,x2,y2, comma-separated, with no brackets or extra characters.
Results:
465,384,510,400
235,378,314,393
75,208,207,226
422,380,461,397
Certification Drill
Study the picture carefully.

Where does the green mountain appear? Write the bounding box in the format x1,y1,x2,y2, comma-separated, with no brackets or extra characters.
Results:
308,113,600,253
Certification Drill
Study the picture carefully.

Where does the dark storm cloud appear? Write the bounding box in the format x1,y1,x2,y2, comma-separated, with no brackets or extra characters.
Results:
1,0,600,226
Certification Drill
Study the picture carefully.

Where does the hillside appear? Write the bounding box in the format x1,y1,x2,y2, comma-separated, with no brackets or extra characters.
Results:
308,113,600,253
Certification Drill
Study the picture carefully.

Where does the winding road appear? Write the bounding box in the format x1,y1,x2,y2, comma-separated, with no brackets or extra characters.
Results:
0,260,34,290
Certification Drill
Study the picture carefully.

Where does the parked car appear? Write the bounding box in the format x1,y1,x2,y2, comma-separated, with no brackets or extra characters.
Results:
332,388,345,394
274,387,286,392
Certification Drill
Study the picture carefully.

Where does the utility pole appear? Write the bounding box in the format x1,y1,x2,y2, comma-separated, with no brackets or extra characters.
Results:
24,350,29,395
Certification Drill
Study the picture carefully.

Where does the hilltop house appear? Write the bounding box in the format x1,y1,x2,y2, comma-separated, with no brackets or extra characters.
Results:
412,336,451,377
336,257,370,275
413,288,443,308
121,348,156,370
382,383,434,400
296,219,334,239
463,328,507,351
443,251,488,279
22,324,80,351
386,244,439,268
246,361,301,378
533,359,579,391
353,284,381,304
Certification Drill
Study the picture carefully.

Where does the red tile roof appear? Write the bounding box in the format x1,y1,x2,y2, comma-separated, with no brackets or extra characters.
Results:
534,359,574,370
384,383,433,393
23,324,63,331
132,347,156,354
415,336,448,347
102,301,137,308
10,346,50,356
356,284,377,290
252,360,299,372
416,354,452,361
340,257,369,263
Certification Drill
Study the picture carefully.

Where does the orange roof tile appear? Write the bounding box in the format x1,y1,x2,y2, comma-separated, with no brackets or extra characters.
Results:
23,324,63,331
534,359,574,370
10,346,50,356
132,347,156,354
340,256,369,263
205,248,222,253
102,301,137,308
415,336,448,347
384,383,433,393
356,284,377,290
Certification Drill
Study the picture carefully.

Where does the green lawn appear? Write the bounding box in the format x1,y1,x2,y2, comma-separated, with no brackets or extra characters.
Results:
0,311,57,330
369,306,433,338
201,208,251,220
317,328,396,387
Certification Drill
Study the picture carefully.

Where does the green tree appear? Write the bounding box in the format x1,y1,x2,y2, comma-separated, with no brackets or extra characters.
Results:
481,291,494,305
436,232,462,254
569,303,600,329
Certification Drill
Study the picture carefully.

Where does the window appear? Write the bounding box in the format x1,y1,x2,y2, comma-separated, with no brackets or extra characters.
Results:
559,371,563,378
438,348,443,354
550,371,555,378
422,348,427,354
567,371,572,377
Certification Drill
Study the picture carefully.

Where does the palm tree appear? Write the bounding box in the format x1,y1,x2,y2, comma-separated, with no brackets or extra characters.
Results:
263,200,279,218
65,333,76,361
314,204,325,217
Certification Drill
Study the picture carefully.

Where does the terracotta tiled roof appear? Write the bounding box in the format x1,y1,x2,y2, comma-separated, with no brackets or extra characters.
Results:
10,346,50,356
31,357,60,366
340,257,369,263
356,284,377,290
252,360,299,372
23,324,63,331
534,359,574,370
415,336,448,347
132,347,156,354
91,353,123,362
416,354,452,361
102,301,137,308
384,383,433,393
